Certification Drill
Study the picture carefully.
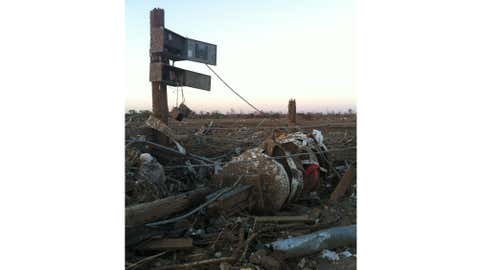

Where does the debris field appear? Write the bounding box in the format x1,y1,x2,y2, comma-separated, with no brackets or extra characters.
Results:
125,111,356,270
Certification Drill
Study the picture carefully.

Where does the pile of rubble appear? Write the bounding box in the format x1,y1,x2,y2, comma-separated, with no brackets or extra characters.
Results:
125,114,356,270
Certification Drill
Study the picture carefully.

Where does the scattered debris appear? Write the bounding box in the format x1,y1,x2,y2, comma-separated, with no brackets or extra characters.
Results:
249,249,283,270
297,257,307,268
195,120,214,135
125,112,356,269
216,129,335,212
127,7,356,268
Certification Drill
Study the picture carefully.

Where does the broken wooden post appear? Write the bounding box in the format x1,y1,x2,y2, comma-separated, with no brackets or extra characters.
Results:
288,99,296,126
330,165,356,202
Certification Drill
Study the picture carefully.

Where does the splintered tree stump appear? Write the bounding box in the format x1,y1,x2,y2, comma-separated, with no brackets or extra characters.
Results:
288,99,296,126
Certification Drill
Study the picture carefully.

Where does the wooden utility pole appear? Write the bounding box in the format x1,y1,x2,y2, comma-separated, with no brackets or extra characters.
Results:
148,8,216,144
150,9,169,144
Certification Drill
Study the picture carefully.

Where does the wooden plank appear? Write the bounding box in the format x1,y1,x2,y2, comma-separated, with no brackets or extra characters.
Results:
254,215,315,223
139,237,193,251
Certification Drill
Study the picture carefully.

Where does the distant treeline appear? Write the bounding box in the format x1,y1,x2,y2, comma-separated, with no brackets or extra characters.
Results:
126,108,356,120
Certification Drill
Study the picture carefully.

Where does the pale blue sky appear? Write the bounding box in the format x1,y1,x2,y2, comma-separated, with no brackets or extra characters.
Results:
126,0,354,113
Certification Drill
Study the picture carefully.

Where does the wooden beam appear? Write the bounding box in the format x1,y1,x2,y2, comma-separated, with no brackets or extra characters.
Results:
254,215,315,223
126,187,211,227
138,237,193,251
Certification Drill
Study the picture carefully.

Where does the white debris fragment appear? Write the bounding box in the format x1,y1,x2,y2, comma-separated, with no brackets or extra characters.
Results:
174,141,186,154
139,153,154,163
339,250,353,258
297,258,307,268
214,161,223,174
321,249,339,261
138,153,165,188
219,262,231,270
312,129,328,150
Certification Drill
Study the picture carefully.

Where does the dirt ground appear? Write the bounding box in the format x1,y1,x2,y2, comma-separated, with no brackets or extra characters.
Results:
125,112,356,270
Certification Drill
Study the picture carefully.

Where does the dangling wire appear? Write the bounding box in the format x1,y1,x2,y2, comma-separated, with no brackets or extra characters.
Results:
204,64,264,114
171,65,185,106
171,60,181,107
181,87,185,104
175,86,179,107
